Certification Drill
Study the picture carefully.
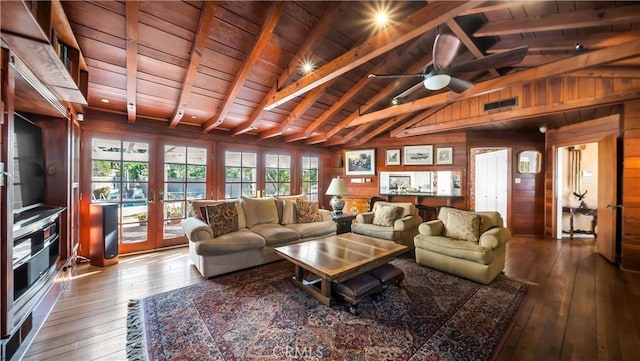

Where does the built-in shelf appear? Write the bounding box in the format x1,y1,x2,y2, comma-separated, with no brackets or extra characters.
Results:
1,0,88,106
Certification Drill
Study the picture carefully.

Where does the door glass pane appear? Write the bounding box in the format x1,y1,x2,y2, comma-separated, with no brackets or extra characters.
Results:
163,146,207,238
90,138,149,245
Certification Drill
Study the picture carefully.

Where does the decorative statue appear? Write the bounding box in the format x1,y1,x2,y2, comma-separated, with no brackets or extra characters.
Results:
572,190,588,208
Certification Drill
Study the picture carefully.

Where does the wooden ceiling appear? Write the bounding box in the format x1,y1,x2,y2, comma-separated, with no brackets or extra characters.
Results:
59,0,640,145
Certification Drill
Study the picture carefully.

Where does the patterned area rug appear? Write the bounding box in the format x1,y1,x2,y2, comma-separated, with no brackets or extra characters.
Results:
127,257,527,360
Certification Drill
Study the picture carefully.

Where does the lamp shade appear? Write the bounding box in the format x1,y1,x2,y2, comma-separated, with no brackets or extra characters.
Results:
326,177,348,196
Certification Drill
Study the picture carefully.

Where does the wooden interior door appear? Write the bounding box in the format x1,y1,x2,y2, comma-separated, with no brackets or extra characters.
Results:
596,134,618,262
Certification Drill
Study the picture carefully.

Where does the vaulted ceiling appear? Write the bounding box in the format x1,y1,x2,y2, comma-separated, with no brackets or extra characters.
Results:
61,1,640,145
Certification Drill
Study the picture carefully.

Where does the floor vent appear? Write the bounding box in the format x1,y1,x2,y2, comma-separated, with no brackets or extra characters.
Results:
484,97,518,112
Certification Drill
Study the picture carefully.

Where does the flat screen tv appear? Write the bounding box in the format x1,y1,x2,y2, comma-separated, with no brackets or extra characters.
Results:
13,113,45,215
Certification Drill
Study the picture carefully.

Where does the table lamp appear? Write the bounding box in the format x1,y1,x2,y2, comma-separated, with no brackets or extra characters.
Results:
326,177,348,215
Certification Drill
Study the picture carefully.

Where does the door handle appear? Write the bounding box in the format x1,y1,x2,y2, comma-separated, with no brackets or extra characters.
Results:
148,189,155,204
605,204,622,209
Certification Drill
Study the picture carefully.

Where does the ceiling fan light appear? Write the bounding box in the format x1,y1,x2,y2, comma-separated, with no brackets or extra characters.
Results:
424,73,451,90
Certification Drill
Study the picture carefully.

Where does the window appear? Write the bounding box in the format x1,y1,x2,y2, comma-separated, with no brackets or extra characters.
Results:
265,154,291,196
164,146,207,238
225,151,257,198
301,156,319,201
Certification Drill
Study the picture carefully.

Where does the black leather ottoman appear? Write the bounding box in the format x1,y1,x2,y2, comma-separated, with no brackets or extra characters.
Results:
333,273,383,315
368,263,404,289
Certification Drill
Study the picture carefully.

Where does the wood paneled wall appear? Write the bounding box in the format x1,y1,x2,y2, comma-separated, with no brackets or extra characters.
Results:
622,100,640,271
404,76,640,134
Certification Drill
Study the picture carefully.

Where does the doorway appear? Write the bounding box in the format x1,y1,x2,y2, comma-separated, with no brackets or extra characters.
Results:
84,135,211,254
473,148,509,226
556,143,599,239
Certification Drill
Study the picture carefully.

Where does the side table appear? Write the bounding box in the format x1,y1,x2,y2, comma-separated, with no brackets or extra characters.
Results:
333,213,356,234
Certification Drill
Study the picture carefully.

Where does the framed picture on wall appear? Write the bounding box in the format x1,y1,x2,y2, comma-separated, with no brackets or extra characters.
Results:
345,149,375,175
436,147,453,165
386,149,400,165
403,145,433,165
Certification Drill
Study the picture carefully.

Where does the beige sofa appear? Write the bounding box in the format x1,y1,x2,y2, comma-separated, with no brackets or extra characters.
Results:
413,207,511,284
350,201,423,248
182,196,336,278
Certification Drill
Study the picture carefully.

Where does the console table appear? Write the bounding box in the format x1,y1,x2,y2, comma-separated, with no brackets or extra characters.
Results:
563,206,597,238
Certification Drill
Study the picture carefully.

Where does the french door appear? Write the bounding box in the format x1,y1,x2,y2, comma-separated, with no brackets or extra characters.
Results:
86,133,209,254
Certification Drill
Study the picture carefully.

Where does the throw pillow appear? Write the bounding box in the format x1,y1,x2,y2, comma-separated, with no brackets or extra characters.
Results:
241,197,279,228
205,202,239,237
281,199,298,224
296,199,321,223
372,205,401,227
444,210,480,242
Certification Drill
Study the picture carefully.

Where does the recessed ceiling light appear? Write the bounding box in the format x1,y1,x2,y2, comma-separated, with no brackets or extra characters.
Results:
375,10,389,26
300,59,314,75
100,98,110,103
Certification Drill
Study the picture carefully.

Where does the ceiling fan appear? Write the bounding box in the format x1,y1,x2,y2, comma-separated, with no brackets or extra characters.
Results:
368,33,529,96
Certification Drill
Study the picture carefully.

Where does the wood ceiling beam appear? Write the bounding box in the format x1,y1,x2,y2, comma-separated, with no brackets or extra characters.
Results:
348,38,640,127
474,5,640,37
354,113,417,145
125,1,138,123
399,87,640,136
169,1,218,128
303,51,435,145
390,105,448,138
567,67,640,79
258,82,330,139
202,1,286,133
264,1,482,110
458,1,539,16
445,19,500,78
284,32,434,143
487,30,640,53
232,2,346,136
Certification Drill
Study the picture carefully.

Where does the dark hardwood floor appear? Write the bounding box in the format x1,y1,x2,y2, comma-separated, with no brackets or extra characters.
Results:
22,235,640,360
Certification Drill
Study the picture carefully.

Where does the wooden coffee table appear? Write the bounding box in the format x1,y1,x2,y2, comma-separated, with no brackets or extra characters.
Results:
273,233,408,306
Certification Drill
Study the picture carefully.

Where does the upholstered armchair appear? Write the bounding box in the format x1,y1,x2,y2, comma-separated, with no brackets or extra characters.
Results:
350,201,423,248
413,207,511,284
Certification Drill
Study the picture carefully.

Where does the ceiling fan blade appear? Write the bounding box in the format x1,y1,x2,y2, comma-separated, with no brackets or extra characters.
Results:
449,45,529,74
368,73,426,79
447,77,474,93
395,81,426,99
433,33,461,70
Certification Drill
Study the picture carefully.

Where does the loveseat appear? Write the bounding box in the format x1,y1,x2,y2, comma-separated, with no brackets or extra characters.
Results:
350,201,423,248
413,207,511,284
182,195,336,278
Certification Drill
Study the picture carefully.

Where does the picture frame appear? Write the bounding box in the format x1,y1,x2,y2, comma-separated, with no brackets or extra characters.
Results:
345,149,375,176
403,145,433,165
436,147,453,165
385,149,401,166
